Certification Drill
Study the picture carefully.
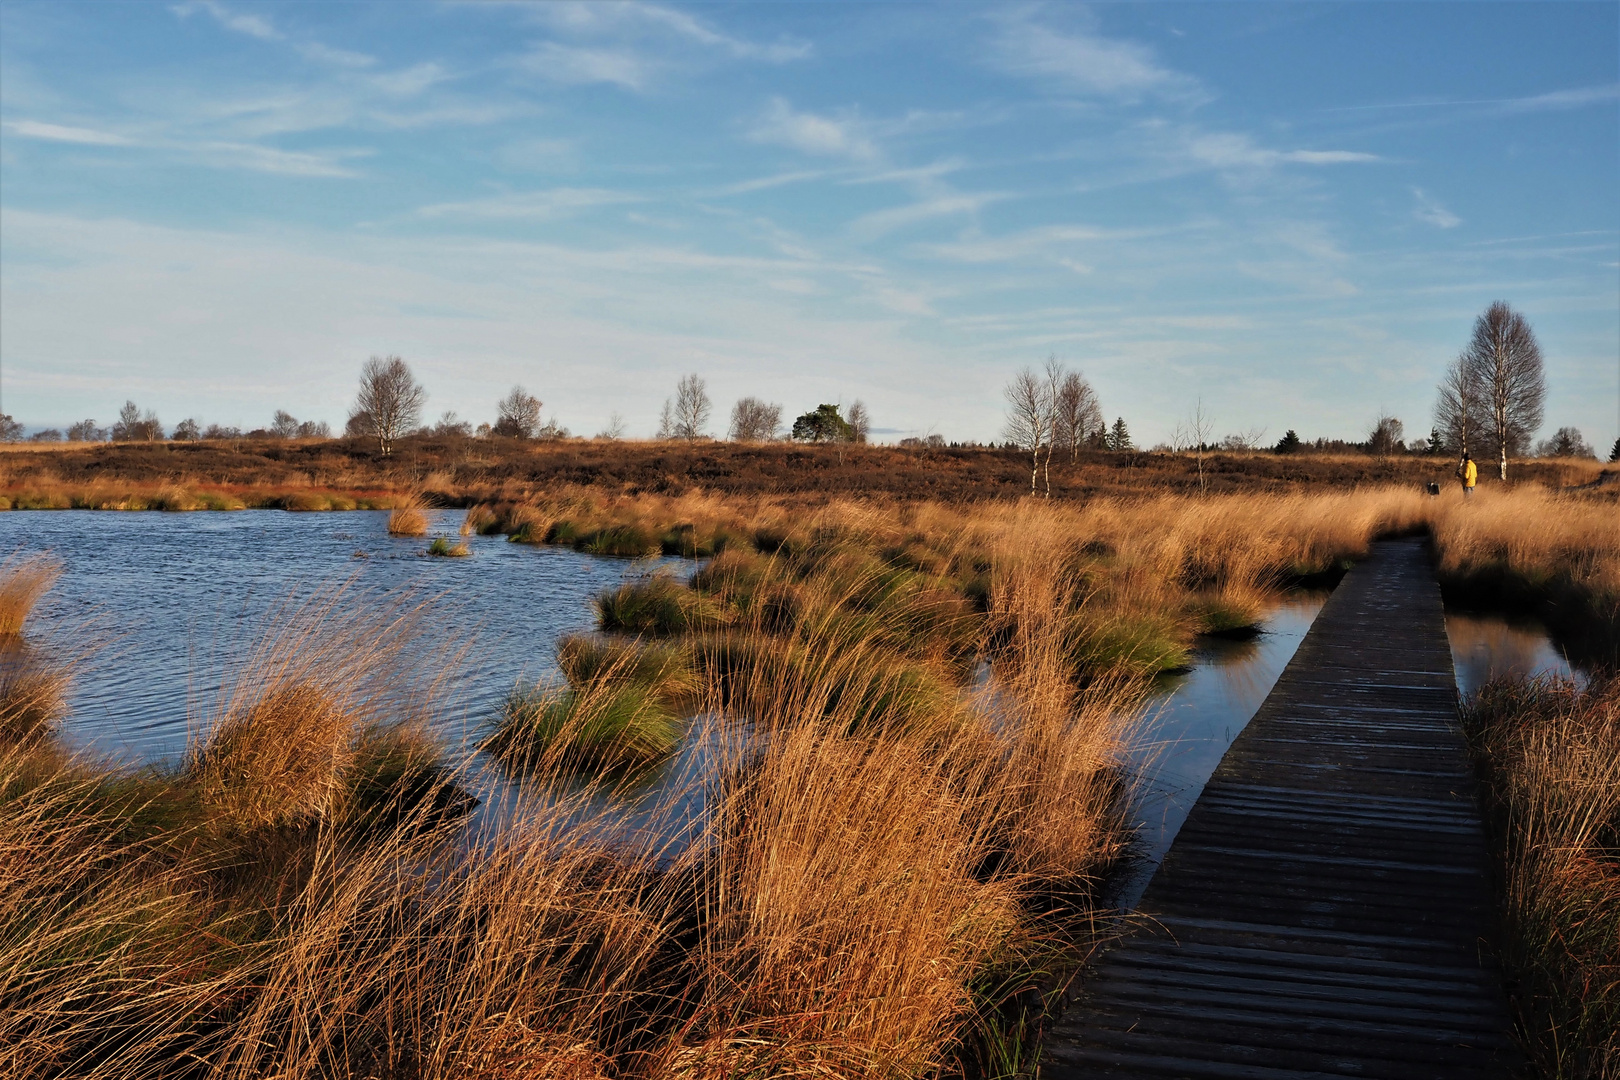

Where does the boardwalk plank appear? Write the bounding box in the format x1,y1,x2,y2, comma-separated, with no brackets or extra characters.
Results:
1044,538,1516,1078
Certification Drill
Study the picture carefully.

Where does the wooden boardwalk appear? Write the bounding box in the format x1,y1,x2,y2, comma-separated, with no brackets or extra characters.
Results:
1045,538,1517,1079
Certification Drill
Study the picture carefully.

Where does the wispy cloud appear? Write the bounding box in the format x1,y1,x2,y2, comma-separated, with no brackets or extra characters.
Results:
749,98,877,160
194,142,364,178
1500,84,1620,113
920,224,1117,263
522,43,654,91
987,8,1202,102
531,2,810,63
415,188,643,219
4,119,133,146
1185,132,1380,170
1412,188,1461,229
1328,83,1620,115
172,0,377,66
172,0,280,42
711,169,837,196
848,194,1003,240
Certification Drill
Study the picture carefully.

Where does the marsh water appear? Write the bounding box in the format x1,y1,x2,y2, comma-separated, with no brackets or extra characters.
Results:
2,512,1583,881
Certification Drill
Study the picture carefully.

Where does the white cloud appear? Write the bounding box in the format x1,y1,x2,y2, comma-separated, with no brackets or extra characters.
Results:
415,188,643,220
1184,132,1380,171
531,2,810,63
4,120,133,146
1412,188,1461,229
195,142,364,178
749,98,876,160
922,225,1113,263
297,41,376,68
173,1,380,69
848,194,1002,239
367,63,448,97
523,43,654,91
988,10,1201,101
1500,84,1620,112
712,169,836,196
172,0,281,42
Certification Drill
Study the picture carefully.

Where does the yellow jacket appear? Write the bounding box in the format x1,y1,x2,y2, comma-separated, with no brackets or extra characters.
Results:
1462,459,1477,487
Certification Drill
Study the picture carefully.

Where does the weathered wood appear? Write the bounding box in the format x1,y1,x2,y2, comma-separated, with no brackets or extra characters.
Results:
1045,538,1516,1078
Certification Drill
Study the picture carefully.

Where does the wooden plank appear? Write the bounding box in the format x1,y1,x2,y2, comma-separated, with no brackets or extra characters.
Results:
1044,538,1517,1078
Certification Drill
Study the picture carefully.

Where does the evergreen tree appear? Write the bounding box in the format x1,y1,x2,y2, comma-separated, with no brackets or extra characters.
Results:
1609,436,1619,463
791,403,855,443
1273,429,1301,455
1106,416,1133,452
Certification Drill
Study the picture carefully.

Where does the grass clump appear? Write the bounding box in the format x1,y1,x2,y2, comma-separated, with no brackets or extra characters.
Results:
581,524,659,558
388,496,429,537
485,681,681,772
1462,676,1619,1078
427,537,471,558
0,642,72,746
0,554,61,636
597,575,730,636
556,634,698,704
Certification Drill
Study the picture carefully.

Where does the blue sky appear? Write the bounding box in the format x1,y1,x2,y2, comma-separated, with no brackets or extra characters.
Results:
2,1,1616,447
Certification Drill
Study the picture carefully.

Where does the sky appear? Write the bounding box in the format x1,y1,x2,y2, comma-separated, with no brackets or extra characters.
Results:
1,1,1616,448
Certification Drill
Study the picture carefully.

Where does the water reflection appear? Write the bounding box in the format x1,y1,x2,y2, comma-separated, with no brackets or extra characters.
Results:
1445,612,1581,697
1113,595,1328,910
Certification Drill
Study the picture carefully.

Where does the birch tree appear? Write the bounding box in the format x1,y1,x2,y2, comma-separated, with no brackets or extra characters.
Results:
1003,367,1053,496
729,397,782,441
1053,367,1103,462
353,356,426,456
1434,353,1481,464
1461,301,1545,480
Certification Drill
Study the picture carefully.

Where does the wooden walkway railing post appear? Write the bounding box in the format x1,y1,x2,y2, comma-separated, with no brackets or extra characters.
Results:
1044,538,1517,1079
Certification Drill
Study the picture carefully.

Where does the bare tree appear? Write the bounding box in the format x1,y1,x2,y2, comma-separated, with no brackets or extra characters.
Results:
846,399,871,444
1003,367,1053,496
1434,352,1481,465
270,410,300,439
1172,400,1214,491
1052,367,1103,462
596,412,626,440
111,400,163,442
1461,302,1545,480
493,385,543,439
729,397,783,442
1367,415,1405,456
663,374,711,441
66,419,104,442
353,356,426,456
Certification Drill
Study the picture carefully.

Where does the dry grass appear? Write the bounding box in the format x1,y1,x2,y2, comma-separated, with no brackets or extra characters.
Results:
388,495,429,537
1462,676,1619,1078
0,554,62,636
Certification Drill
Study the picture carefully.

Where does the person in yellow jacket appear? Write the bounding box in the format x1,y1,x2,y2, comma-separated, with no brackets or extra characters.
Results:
1459,452,1477,497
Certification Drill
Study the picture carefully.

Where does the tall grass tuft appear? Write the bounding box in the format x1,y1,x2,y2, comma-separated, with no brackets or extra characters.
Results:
186,587,442,832
0,554,61,636
485,680,682,773
597,574,730,636
388,495,429,537
1462,676,1619,1078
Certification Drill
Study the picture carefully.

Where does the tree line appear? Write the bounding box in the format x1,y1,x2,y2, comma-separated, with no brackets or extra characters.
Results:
0,357,877,456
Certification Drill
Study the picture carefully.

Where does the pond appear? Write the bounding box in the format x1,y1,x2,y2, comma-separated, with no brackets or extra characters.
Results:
5,509,676,763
